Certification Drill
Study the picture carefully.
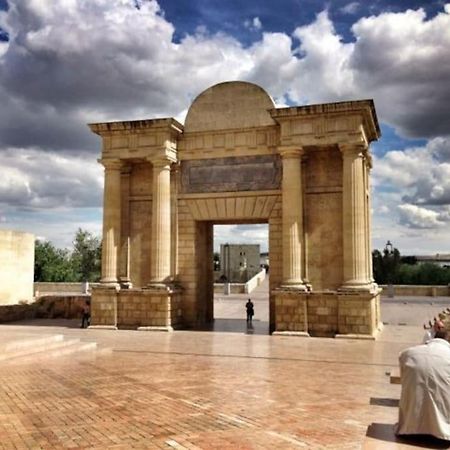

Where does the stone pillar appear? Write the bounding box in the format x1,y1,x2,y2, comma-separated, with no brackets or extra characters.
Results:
119,165,132,288
340,144,372,290
149,157,172,284
100,159,122,285
171,162,180,281
280,147,307,289
365,156,375,282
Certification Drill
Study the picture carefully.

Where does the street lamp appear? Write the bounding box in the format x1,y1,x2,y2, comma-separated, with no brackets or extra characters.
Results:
385,240,394,298
224,243,230,295
385,240,393,255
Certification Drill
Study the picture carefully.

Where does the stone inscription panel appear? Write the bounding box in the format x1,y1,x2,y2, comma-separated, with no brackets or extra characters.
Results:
181,155,281,193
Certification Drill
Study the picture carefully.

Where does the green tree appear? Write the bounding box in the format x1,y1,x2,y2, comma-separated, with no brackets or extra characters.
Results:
372,246,401,284
70,228,102,282
34,240,76,282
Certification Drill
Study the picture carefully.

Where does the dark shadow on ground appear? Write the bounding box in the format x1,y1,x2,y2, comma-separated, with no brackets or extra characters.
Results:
196,318,270,335
366,423,450,449
3,318,82,329
370,397,399,407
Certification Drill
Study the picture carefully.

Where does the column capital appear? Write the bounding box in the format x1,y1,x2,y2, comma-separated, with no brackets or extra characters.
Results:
147,146,178,167
99,158,123,170
278,146,305,159
339,143,367,157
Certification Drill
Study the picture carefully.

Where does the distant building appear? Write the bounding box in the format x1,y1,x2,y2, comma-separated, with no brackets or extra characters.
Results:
0,229,34,305
415,254,450,268
260,251,269,268
220,244,260,283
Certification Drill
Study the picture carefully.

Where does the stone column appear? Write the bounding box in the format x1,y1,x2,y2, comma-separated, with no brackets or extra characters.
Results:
364,157,374,282
171,162,180,281
280,147,307,289
149,157,172,284
340,144,372,290
100,159,122,285
119,165,132,288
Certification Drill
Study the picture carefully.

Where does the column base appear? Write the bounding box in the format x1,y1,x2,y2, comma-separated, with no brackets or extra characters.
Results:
137,326,174,332
88,325,118,330
338,281,380,294
272,331,310,337
145,282,179,292
99,279,120,288
279,282,310,291
119,278,133,289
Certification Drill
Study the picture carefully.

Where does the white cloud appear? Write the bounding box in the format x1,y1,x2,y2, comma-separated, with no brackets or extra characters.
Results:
349,6,450,138
214,224,268,252
373,137,450,206
340,2,360,15
244,17,262,31
0,148,103,209
1,1,449,153
398,204,446,229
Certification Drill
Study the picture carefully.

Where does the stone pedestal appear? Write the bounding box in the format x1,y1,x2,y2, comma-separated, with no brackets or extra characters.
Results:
272,287,382,338
89,286,119,330
90,285,182,330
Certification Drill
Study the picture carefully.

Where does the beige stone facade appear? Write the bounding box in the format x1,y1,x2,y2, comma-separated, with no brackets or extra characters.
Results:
89,81,382,337
0,229,34,305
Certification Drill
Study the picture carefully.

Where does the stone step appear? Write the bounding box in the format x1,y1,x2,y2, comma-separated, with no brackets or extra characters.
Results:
4,340,98,365
0,334,66,361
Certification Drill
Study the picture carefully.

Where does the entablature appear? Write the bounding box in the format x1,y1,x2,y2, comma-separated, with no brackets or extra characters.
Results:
178,125,279,160
270,99,380,150
88,118,183,160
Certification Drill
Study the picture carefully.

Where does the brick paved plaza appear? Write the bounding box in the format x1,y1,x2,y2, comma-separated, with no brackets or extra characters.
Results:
1,282,449,449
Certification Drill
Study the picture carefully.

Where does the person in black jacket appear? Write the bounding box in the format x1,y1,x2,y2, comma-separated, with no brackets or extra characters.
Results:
245,298,254,323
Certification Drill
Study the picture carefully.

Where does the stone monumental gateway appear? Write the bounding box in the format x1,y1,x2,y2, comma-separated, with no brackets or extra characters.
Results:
89,81,382,337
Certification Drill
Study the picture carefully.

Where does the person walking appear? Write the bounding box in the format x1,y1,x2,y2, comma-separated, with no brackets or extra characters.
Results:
245,298,254,323
80,299,91,329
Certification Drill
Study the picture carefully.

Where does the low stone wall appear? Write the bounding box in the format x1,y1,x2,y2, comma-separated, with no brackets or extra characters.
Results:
34,282,101,296
214,269,267,295
380,285,450,297
213,283,245,294
244,269,266,294
0,304,35,323
0,295,89,323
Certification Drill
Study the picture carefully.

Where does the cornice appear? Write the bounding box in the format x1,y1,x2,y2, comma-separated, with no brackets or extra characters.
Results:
89,118,184,136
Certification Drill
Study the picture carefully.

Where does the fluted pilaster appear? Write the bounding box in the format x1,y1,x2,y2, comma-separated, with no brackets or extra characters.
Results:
100,159,122,285
340,144,372,289
280,147,307,289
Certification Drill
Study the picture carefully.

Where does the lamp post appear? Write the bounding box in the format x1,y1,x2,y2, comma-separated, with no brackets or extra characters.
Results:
224,243,230,296
385,240,394,298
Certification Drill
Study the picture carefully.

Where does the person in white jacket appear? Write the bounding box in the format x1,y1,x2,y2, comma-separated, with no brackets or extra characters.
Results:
397,330,450,440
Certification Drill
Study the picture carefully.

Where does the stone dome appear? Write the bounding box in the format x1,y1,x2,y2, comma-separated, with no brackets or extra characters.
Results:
184,81,276,133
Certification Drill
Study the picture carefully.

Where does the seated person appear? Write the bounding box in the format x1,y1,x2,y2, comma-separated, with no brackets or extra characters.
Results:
397,329,450,440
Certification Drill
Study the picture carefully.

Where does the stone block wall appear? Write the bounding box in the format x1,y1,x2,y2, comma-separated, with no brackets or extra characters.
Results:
274,289,381,338
336,293,378,335
275,292,307,332
307,293,339,336
91,287,118,327
0,229,34,305
117,289,182,328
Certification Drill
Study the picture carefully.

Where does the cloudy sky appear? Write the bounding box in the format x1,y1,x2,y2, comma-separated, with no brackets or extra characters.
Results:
0,0,449,255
